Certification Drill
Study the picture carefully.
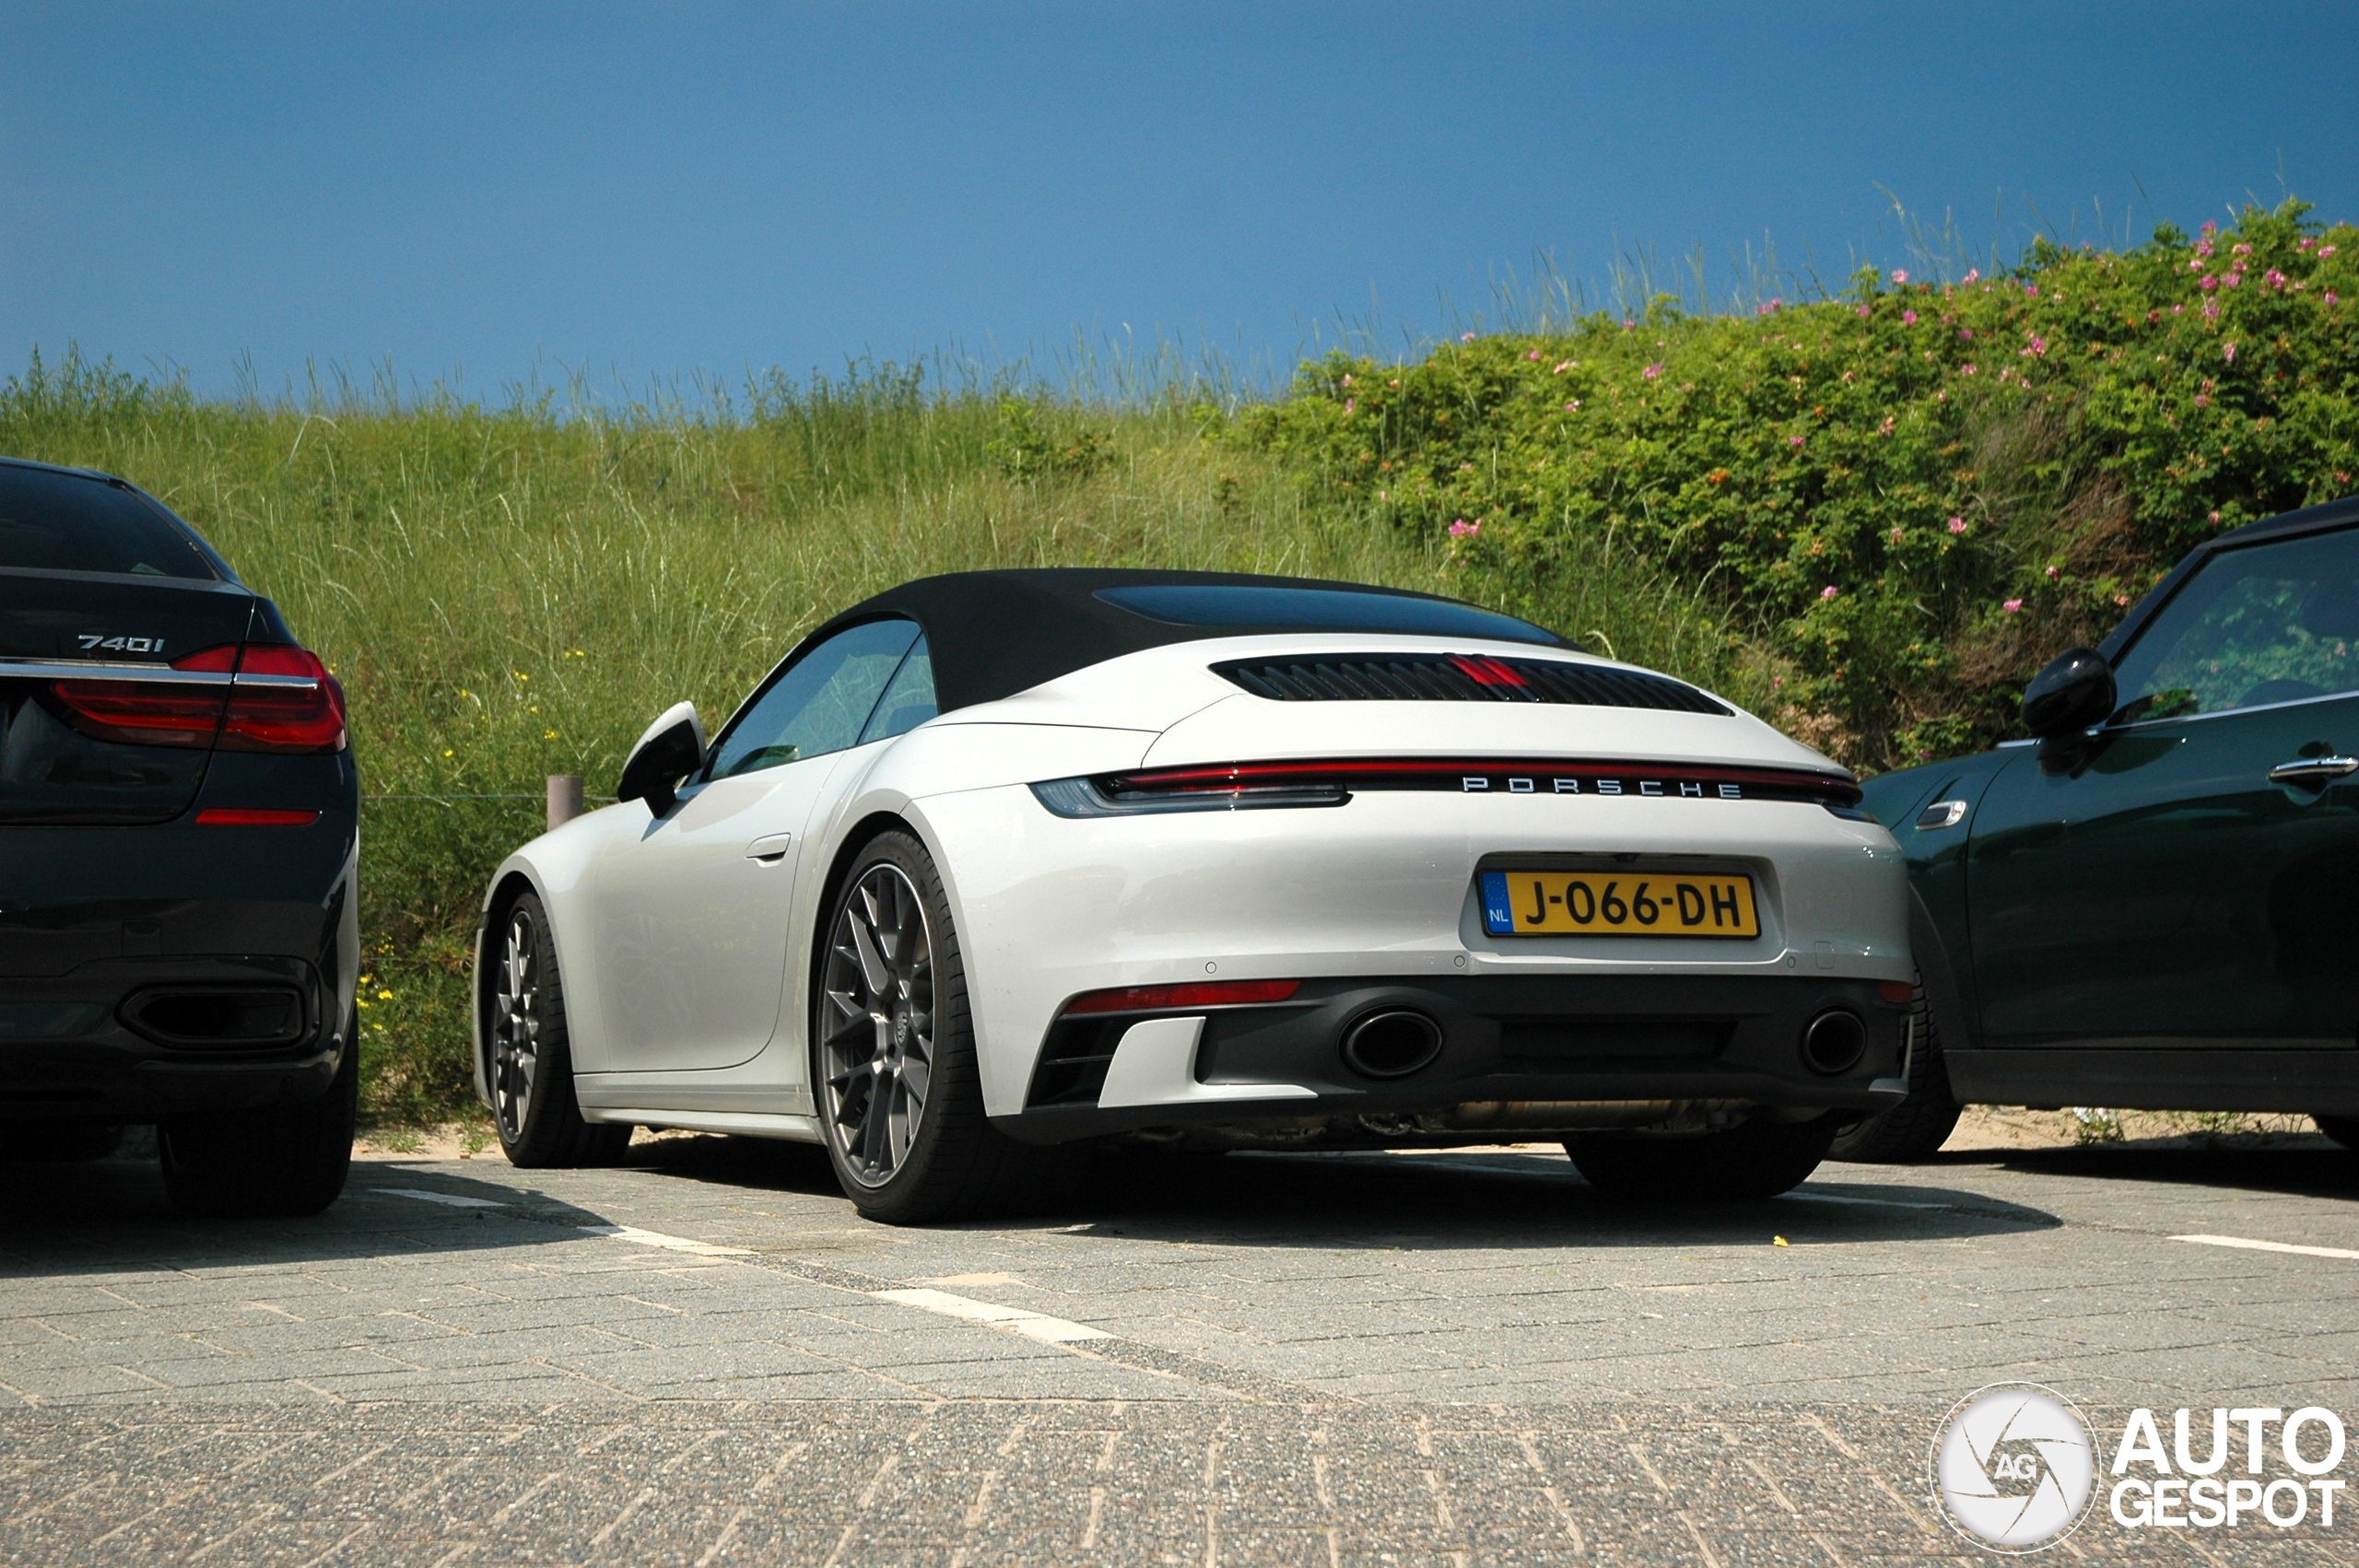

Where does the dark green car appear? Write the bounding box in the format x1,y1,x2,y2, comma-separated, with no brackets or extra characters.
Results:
1838,494,2359,1161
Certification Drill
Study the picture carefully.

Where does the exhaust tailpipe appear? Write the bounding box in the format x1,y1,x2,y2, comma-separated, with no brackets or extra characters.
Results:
1340,1009,1444,1079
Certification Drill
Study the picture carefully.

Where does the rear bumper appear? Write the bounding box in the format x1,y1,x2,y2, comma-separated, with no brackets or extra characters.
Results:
0,778,358,1121
995,973,1913,1146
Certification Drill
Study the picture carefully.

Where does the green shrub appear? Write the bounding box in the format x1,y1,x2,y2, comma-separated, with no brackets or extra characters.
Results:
1233,200,2359,767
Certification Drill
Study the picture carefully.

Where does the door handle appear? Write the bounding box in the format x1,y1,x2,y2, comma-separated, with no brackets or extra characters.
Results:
2268,756,2359,789
745,833,792,863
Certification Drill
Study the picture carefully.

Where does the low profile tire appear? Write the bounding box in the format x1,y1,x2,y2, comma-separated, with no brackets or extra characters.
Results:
1568,1113,1839,1201
815,829,1078,1224
2313,1116,2359,1151
158,1009,358,1217
1827,978,1962,1164
487,892,631,1169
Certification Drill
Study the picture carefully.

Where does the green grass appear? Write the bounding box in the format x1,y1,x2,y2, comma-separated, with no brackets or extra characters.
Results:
1,355,1727,1122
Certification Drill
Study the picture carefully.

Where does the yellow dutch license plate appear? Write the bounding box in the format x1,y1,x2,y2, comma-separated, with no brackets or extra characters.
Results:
1479,870,1759,938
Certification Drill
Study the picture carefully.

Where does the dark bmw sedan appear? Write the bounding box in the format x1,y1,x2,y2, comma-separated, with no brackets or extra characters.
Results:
0,456,358,1214
1838,493,2359,1161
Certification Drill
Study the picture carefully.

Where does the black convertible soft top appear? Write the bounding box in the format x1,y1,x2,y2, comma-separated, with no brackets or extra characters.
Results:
796,568,1569,714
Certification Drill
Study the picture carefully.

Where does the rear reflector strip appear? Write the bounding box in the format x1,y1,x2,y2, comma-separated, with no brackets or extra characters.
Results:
195,808,321,826
1062,979,1301,1015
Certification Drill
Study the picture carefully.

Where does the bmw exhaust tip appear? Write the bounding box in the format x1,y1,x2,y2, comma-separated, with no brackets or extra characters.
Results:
1801,1009,1867,1075
1341,1009,1445,1079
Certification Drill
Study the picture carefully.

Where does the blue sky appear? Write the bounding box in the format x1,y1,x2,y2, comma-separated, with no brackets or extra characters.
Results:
5,2,2354,400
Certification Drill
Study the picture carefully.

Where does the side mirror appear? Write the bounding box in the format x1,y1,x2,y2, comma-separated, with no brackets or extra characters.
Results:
2022,648,2117,737
616,701,706,817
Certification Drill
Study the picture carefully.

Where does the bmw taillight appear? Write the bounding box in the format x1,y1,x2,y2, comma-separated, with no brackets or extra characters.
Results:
218,644,346,754
48,642,346,754
48,647,236,747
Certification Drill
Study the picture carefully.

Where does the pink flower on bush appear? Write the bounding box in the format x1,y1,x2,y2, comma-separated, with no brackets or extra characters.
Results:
2265,269,2288,289
1820,585,1839,601
2223,342,2236,361
1948,516,1968,534
1889,526,1905,544
1460,332,1476,343
1448,518,1480,538
2201,220,2217,235
1526,349,1542,361
2223,271,2242,288
1789,434,1804,448
1963,268,1979,283
1564,400,1579,411
2002,599,2025,614
1959,362,1978,375
1342,373,1353,386
2196,240,2215,257
2045,565,2060,580
1958,326,1974,339
2200,275,2219,290
2233,242,2252,255
2194,393,2211,407
1856,305,1871,317
2329,291,2341,305
1902,310,1919,325
1553,360,1573,373
2203,300,2221,320
1891,269,1909,285
1643,363,1664,379
1344,399,1356,414
2025,284,2038,297
2322,244,2340,256
2021,336,2048,357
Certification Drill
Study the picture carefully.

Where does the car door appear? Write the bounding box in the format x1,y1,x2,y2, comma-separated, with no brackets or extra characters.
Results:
582,617,923,1073
1967,522,2359,1051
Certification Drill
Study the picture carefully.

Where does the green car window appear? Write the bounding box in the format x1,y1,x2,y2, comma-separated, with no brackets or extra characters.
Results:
2110,526,2359,722
705,617,921,779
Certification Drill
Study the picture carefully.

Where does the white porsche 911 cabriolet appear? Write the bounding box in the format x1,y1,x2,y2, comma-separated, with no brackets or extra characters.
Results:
474,570,1916,1221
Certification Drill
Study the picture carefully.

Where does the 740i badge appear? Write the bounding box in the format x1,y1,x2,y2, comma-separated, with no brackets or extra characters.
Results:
1481,870,1759,938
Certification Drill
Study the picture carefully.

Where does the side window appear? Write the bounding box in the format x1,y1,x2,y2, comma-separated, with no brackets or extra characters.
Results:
859,637,937,744
704,618,920,780
2110,527,2359,721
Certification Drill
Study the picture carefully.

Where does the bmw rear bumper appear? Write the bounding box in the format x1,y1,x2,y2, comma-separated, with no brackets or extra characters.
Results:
0,769,358,1123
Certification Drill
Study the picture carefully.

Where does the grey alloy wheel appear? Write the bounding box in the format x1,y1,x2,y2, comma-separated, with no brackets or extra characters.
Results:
491,903,542,1144
818,861,935,1188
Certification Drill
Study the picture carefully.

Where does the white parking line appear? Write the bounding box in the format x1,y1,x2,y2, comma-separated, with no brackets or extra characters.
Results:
372,1188,508,1209
2172,1233,2359,1261
575,1223,750,1258
872,1287,1110,1344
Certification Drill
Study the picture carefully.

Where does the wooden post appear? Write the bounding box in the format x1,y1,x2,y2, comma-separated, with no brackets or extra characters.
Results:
547,774,585,831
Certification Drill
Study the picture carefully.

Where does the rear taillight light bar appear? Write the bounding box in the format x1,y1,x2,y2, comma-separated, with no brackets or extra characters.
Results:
1032,757,1861,816
41,643,346,754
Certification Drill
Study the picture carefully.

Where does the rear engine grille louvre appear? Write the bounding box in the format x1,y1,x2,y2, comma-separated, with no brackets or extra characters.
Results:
1214,654,1730,715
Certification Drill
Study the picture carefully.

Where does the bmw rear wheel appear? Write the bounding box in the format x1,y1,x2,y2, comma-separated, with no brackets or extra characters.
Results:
816,830,1077,1223
487,892,630,1169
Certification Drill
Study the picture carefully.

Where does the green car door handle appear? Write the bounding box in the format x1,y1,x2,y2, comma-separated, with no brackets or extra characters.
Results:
2267,755,2359,789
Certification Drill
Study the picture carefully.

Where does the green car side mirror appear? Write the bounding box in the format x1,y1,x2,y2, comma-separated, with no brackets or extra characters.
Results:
2022,647,2118,737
